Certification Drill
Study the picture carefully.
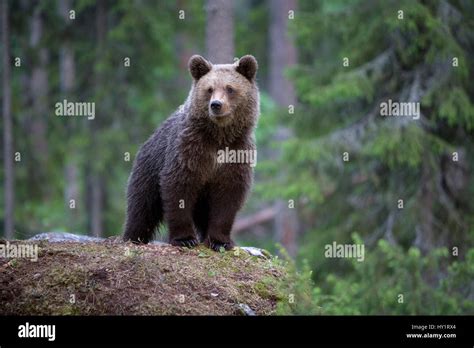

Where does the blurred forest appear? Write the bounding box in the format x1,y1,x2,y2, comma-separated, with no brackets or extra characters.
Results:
1,0,474,314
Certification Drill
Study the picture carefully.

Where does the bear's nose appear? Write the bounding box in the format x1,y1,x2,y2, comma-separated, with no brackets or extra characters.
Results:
210,100,222,112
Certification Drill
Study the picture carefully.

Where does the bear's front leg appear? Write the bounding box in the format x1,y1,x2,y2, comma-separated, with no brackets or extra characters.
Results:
161,169,200,248
205,163,253,251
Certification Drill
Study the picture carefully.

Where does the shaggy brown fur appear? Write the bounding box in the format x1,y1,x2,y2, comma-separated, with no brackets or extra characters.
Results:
123,55,259,251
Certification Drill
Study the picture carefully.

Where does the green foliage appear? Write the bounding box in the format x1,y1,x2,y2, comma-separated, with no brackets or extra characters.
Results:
362,124,424,169
280,236,474,315
262,0,474,315
3,0,474,316
275,246,322,315
2,0,206,237
437,87,474,130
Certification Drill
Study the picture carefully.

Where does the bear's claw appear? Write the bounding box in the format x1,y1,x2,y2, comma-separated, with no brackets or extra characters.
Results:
171,237,199,248
206,239,234,252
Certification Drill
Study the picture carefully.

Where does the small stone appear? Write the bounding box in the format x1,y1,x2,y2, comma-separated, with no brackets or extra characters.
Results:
240,246,270,259
238,303,256,316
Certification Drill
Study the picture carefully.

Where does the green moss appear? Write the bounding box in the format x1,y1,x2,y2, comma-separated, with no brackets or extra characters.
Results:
0,240,290,315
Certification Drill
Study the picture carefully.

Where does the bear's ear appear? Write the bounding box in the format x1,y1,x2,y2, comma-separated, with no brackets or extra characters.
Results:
189,55,212,80
236,55,258,81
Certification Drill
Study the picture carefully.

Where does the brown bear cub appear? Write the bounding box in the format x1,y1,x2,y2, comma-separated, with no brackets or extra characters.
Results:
123,55,259,251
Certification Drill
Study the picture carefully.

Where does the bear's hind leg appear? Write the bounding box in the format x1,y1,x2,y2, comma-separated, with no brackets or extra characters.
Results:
123,195,162,243
123,171,163,243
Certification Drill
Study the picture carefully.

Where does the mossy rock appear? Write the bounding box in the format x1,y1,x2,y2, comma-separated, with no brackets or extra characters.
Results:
0,239,290,315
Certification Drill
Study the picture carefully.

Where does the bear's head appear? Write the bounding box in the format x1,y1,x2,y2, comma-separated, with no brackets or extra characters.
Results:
188,55,259,127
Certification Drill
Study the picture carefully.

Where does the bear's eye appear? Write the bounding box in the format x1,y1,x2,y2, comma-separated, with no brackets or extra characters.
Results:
226,86,234,94
207,87,213,94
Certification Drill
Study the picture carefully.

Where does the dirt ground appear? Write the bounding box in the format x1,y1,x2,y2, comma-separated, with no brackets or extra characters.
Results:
0,239,289,315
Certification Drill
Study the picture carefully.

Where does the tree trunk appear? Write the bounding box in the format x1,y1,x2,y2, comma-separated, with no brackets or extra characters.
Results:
205,0,234,64
29,4,50,201
2,0,14,239
175,0,197,87
269,0,297,107
89,0,107,237
58,0,80,228
268,0,298,256
90,174,103,238
58,0,75,93
175,37,195,88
